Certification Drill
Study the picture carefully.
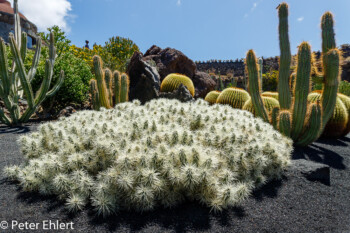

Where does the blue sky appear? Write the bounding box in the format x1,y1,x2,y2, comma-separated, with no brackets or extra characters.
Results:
17,0,350,61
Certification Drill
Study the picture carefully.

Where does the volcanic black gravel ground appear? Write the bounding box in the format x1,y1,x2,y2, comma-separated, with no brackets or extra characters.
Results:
0,122,349,233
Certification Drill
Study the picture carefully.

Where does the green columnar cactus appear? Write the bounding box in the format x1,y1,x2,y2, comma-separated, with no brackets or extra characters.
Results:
204,91,221,104
245,3,340,146
246,50,269,122
120,73,130,103
216,87,250,109
290,42,312,140
277,3,292,110
90,80,100,111
296,102,322,146
160,73,195,96
258,57,263,92
271,107,280,130
0,0,64,126
113,71,121,104
278,110,291,137
90,55,129,110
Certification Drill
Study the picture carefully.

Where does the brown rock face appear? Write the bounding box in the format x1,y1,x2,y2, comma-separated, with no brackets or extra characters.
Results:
127,45,216,102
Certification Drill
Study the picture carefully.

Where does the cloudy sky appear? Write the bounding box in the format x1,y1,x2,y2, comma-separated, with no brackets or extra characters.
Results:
10,0,350,61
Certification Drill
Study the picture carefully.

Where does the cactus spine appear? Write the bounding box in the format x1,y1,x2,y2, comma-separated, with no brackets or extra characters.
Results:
0,0,64,126
277,3,292,110
90,55,129,110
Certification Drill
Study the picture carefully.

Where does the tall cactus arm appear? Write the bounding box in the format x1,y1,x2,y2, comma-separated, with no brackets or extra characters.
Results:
9,33,35,109
104,68,113,107
321,12,336,55
34,60,53,105
13,0,21,49
20,32,27,61
277,2,292,109
0,38,10,95
46,70,64,98
278,110,292,137
0,108,11,125
93,55,110,108
296,102,322,146
28,37,42,82
320,49,340,132
49,32,56,64
271,107,280,130
90,79,100,110
120,73,130,103
113,71,121,105
246,50,269,122
291,42,312,140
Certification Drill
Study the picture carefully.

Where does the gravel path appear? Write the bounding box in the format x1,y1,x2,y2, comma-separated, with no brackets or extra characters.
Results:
0,123,349,233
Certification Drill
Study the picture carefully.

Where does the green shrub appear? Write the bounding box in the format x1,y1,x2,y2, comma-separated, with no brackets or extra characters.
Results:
30,26,93,114
262,71,278,92
4,99,292,216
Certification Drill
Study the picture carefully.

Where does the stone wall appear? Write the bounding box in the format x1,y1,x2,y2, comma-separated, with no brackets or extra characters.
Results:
0,11,37,44
196,44,350,81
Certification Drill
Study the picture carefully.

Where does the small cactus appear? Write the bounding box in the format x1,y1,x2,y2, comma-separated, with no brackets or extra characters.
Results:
204,91,221,104
243,96,280,117
216,87,250,109
160,73,195,96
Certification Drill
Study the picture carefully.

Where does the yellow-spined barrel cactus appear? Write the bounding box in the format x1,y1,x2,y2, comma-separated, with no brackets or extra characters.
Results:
338,93,350,136
308,92,349,138
160,73,195,96
204,90,221,104
4,99,292,217
262,92,279,101
216,87,250,109
243,96,280,116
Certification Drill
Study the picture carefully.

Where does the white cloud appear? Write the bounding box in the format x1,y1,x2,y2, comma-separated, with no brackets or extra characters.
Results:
8,0,72,32
297,16,304,22
251,2,258,11
176,0,181,6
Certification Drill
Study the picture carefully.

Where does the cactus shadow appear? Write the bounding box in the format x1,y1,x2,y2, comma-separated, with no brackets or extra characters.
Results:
88,201,246,232
292,144,346,170
252,177,286,202
0,125,30,135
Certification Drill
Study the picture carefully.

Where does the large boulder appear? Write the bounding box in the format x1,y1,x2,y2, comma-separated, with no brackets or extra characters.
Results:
158,84,194,103
127,45,216,102
126,52,161,104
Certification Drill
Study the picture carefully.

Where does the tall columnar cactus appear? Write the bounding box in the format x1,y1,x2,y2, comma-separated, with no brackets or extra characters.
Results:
246,50,269,122
0,0,64,126
245,3,340,146
258,57,263,92
90,55,129,110
277,3,292,110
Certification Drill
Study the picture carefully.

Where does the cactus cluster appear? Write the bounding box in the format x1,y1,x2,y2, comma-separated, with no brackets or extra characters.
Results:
0,0,64,126
308,91,350,138
160,73,195,97
90,55,129,110
4,99,292,216
245,3,341,146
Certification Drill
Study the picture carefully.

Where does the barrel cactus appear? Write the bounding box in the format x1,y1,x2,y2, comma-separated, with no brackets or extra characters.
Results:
160,73,195,96
338,93,350,137
262,92,279,101
309,92,350,138
245,3,340,146
204,90,221,104
90,55,129,110
216,87,250,109
243,96,280,117
4,99,292,216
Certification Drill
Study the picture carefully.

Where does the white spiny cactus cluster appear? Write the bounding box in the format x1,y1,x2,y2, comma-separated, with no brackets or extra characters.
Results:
4,99,293,216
